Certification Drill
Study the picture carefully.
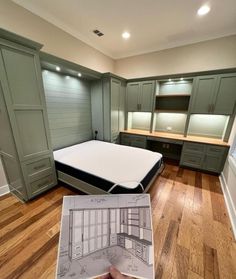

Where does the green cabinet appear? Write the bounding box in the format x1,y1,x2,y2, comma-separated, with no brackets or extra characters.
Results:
213,73,236,114
191,73,236,115
0,29,57,201
121,133,147,149
180,142,228,173
91,76,125,143
127,81,155,112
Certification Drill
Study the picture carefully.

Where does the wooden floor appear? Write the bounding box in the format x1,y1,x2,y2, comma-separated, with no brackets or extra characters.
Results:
0,163,235,279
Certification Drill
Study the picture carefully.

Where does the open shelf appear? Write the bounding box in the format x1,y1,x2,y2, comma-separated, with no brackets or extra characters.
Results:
155,95,190,111
155,109,188,113
156,94,191,98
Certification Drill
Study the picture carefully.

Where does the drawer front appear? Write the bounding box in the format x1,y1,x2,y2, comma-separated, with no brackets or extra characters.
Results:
118,236,125,246
30,173,55,196
183,142,205,154
110,234,117,245
206,145,225,156
135,242,143,257
180,153,204,169
26,157,52,175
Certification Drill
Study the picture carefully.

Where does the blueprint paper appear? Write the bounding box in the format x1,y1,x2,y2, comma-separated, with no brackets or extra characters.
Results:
56,194,154,279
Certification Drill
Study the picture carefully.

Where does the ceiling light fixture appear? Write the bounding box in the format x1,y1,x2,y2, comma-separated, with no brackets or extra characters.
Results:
78,73,82,77
56,66,61,71
197,5,210,16
122,32,130,39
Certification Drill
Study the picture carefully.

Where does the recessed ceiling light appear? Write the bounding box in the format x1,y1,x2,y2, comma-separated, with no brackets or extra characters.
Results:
56,66,61,71
197,5,210,16
122,32,130,39
78,73,82,77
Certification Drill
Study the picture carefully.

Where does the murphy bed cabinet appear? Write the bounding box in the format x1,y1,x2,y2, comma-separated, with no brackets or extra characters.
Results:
191,73,236,114
91,75,125,143
127,81,155,112
0,30,57,201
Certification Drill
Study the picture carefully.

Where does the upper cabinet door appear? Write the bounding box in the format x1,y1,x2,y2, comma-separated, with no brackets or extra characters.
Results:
213,73,236,115
191,76,217,113
127,82,140,111
139,81,155,112
1,48,42,106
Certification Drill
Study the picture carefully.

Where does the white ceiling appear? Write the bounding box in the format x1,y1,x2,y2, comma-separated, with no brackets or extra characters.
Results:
12,0,236,59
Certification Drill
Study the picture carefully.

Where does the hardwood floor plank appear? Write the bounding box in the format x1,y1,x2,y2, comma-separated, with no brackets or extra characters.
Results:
203,244,220,279
193,172,202,215
172,244,190,279
18,245,58,279
0,199,62,245
155,220,179,279
0,208,61,268
4,233,59,279
188,215,204,277
0,212,23,228
214,220,234,279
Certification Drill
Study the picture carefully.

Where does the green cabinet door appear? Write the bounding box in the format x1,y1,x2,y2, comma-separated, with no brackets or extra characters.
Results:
203,154,223,173
127,82,140,111
213,73,236,115
139,81,155,112
191,76,217,113
111,78,120,139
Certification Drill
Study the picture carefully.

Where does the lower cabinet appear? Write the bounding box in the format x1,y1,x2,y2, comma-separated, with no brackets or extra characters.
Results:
117,233,153,265
180,142,229,173
120,133,147,149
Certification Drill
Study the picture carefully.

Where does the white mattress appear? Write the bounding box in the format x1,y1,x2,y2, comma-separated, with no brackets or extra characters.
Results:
53,140,162,189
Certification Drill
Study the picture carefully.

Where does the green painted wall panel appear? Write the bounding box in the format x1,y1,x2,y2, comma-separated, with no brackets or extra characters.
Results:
43,70,92,149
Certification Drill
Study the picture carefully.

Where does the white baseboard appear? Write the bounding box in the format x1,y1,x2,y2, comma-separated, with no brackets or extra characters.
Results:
0,184,10,196
219,173,236,240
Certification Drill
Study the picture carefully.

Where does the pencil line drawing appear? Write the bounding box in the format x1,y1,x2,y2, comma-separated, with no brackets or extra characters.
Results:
56,194,154,279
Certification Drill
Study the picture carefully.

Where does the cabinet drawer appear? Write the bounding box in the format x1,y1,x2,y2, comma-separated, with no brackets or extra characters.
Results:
183,142,205,154
30,173,55,195
26,157,52,175
206,145,225,156
180,153,203,169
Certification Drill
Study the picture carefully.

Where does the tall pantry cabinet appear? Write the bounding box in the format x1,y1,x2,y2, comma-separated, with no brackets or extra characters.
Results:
0,29,57,201
91,75,126,143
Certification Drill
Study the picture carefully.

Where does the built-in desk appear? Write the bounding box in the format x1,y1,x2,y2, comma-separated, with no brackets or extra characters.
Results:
120,129,230,173
117,233,153,265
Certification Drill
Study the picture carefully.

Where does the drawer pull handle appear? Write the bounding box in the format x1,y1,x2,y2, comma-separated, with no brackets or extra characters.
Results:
34,164,46,170
37,179,50,188
210,149,220,152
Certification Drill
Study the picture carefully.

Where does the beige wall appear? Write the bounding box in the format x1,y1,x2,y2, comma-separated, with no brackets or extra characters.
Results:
115,35,236,79
0,0,114,73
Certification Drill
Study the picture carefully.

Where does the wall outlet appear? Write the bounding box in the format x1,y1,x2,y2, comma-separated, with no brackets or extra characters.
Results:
166,126,172,131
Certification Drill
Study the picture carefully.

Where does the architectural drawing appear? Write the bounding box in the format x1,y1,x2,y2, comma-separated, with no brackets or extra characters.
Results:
56,194,154,279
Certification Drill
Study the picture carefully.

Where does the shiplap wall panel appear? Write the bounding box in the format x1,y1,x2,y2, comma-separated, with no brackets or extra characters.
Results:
42,71,92,150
